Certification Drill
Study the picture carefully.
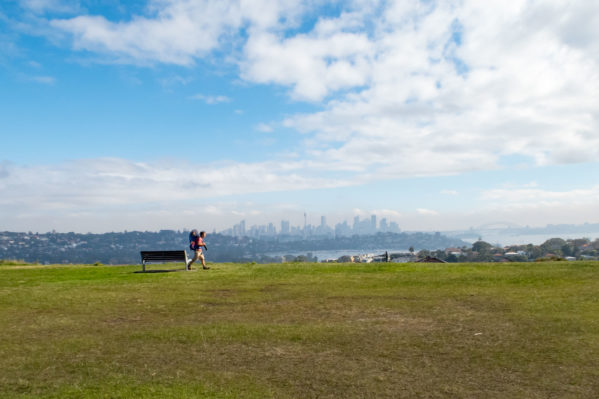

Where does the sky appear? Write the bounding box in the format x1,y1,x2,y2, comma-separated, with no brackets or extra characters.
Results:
1,0,598,234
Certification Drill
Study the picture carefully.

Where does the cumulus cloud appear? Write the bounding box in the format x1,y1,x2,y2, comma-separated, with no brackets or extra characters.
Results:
241,29,373,101
283,0,599,177
0,157,362,231
481,185,599,209
49,0,307,65
31,0,599,195
0,157,354,211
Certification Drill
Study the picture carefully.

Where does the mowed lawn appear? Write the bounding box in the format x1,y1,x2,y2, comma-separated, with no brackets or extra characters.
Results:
1,261,598,398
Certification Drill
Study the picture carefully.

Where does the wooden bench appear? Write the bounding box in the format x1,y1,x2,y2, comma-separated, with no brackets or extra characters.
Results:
140,250,189,272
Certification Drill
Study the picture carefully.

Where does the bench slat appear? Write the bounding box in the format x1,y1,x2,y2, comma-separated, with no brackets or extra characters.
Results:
140,250,189,272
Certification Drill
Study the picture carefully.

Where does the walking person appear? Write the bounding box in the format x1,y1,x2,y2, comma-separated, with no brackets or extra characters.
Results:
188,230,210,270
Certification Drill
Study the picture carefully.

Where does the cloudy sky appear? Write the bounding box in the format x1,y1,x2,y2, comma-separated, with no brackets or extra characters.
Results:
1,0,598,233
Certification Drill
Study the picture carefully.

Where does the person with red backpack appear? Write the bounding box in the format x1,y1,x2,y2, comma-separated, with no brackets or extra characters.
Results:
188,229,209,270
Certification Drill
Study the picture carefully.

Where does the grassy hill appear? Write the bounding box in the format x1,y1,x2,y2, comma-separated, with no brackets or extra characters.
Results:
1,261,598,398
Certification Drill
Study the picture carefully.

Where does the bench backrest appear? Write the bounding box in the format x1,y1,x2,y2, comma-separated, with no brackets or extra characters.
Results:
140,250,189,271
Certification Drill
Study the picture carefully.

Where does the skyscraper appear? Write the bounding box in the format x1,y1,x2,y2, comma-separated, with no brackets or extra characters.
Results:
304,212,307,236
281,220,290,235
380,218,388,232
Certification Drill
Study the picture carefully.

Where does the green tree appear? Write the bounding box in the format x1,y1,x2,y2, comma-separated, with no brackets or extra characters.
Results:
446,253,458,263
561,244,575,257
526,244,543,260
472,240,493,253
541,238,567,251
417,249,430,259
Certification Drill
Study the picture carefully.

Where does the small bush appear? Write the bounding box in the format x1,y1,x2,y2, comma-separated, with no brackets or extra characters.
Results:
0,259,31,266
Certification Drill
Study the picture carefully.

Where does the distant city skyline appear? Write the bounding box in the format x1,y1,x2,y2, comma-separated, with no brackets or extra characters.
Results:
220,214,402,238
1,1,598,234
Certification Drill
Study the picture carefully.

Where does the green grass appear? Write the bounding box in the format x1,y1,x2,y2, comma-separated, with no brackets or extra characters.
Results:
1,261,598,398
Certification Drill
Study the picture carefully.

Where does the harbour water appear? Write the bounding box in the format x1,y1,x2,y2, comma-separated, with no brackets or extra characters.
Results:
265,230,599,260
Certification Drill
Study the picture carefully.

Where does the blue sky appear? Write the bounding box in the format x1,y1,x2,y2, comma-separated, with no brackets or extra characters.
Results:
1,0,598,233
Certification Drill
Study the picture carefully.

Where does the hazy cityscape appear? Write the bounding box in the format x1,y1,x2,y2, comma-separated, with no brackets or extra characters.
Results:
219,215,599,247
220,214,400,238
3,221,599,265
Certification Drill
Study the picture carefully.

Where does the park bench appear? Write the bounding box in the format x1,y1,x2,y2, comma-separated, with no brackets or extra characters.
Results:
140,250,189,272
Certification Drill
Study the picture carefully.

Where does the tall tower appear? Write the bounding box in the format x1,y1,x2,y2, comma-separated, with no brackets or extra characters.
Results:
281,220,290,235
371,215,377,231
321,215,326,227
380,218,388,232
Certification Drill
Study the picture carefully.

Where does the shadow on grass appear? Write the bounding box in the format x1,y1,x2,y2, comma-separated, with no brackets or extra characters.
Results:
133,269,194,273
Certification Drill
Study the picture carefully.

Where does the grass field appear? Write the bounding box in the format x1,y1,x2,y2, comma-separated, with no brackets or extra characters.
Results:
1,261,598,398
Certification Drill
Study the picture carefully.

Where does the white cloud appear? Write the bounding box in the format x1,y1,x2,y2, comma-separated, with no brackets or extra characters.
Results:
49,0,307,65
481,185,599,208
0,157,354,212
241,29,373,101
0,157,361,232
255,123,274,132
47,1,599,176
12,0,599,234
189,93,231,104
28,75,56,84
279,0,599,177
417,208,439,216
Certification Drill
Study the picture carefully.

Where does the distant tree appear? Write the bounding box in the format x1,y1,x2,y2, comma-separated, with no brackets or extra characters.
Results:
570,238,590,248
432,249,446,260
561,244,575,257
417,249,430,259
541,238,567,251
472,240,493,253
446,254,458,263
526,244,543,260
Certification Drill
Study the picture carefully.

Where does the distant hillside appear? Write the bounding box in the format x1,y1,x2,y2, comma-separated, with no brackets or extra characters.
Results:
0,230,467,265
